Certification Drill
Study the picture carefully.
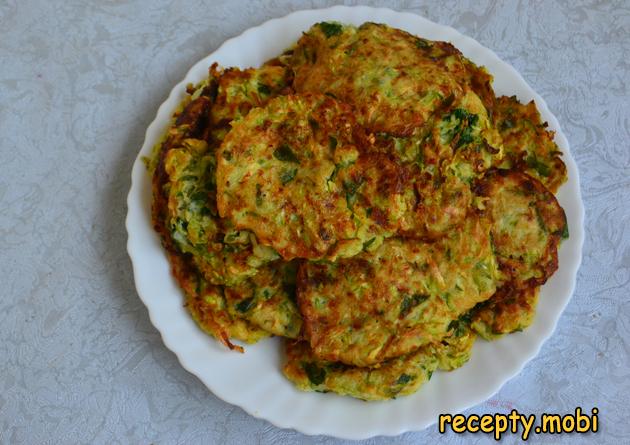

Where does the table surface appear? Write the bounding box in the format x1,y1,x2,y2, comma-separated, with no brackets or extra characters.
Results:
1,0,628,443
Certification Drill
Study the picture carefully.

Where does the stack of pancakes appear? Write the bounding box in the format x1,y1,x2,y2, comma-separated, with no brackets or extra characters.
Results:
150,22,567,400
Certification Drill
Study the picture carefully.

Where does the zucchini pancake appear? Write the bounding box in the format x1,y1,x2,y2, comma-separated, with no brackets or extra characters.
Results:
149,22,568,400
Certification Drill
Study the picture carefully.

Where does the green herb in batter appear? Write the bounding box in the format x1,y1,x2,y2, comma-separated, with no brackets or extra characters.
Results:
319,22,343,38
235,297,255,313
363,237,376,249
273,144,300,164
396,373,413,385
257,83,271,95
500,118,515,130
400,293,429,318
279,167,298,185
303,362,326,385
448,312,472,337
328,135,337,150
255,183,263,206
442,108,480,148
415,38,430,49
525,153,551,177
343,178,362,209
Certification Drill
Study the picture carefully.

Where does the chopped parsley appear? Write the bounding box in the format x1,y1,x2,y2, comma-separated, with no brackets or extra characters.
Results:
279,167,297,185
396,373,413,385
399,293,429,318
308,117,319,130
319,22,343,38
415,38,430,49
525,153,551,177
235,297,255,313
500,118,515,131
303,362,326,385
442,108,480,148
363,237,376,250
257,83,271,95
448,312,472,337
328,135,337,150
273,144,300,163
343,178,362,208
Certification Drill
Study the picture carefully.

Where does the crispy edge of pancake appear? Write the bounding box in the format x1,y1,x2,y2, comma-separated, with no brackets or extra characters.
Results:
463,58,496,120
151,84,269,350
282,340,439,401
208,62,294,141
163,138,281,287
282,322,476,401
494,95,567,193
475,169,567,289
472,285,540,340
171,249,269,351
162,63,297,287
436,315,478,371
224,261,303,339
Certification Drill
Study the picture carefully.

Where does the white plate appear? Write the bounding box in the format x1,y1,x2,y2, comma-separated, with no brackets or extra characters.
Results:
126,6,584,439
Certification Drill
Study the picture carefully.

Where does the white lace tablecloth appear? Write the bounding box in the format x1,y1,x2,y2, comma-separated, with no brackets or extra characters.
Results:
1,1,628,443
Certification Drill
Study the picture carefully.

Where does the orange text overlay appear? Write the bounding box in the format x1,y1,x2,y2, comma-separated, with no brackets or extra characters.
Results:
438,407,598,441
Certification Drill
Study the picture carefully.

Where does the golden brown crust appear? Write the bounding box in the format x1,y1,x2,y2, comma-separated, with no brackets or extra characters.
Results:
472,285,539,339
494,95,567,193
208,63,294,138
223,261,303,338
297,215,499,367
146,22,569,400
282,340,439,401
152,95,213,263
291,22,469,136
216,93,360,259
151,85,269,349
475,169,567,288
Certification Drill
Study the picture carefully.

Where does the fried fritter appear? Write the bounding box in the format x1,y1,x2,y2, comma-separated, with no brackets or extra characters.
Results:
216,93,363,260
472,285,539,340
371,89,503,239
216,93,413,260
291,22,471,136
495,95,567,193
283,322,476,400
150,84,265,350
297,215,499,367
208,63,293,143
476,170,567,288
164,140,279,286
283,340,439,401
151,69,298,347
157,64,293,286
